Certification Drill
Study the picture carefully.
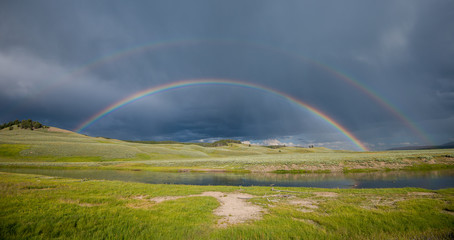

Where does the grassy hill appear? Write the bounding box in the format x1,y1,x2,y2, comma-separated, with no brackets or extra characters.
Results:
1,126,453,173
0,126,320,161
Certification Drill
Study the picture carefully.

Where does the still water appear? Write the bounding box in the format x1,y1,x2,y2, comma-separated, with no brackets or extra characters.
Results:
1,168,453,189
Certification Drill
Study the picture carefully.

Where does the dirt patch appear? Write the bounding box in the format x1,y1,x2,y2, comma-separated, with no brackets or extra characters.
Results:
149,196,185,203
148,191,265,227
313,192,338,197
361,197,403,209
288,199,319,212
204,192,264,227
131,195,149,200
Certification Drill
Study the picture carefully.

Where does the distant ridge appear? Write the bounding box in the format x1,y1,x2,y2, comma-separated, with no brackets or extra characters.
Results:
389,141,454,150
125,139,242,147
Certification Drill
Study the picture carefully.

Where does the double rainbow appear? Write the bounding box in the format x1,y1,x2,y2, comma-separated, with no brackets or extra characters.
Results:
11,39,431,145
74,79,369,151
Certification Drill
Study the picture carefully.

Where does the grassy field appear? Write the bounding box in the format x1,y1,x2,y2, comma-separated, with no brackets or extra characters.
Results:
1,127,453,239
1,127,453,173
0,172,453,239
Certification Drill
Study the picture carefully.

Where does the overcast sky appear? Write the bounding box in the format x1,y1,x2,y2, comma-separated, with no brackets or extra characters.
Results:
1,0,453,150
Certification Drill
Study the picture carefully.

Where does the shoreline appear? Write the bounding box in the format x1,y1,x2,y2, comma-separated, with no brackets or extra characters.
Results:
0,157,453,174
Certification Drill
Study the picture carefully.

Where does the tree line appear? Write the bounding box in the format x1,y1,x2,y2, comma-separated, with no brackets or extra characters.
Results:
0,119,47,131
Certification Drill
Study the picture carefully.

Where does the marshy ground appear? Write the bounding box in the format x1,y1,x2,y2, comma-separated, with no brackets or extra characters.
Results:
1,172,453,239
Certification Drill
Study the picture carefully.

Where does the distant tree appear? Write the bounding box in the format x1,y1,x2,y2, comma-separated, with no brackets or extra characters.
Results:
33,122,42,129
21,120,31,129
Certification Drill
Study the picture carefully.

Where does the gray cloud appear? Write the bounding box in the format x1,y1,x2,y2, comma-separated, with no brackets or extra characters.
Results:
1,0,453,150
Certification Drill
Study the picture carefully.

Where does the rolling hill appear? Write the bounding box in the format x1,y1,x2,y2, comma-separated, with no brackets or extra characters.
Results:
0,125,321,162
1,125,453,173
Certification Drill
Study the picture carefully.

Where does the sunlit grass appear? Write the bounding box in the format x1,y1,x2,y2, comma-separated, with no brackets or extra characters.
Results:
0,144,30,158
1,128,453,173
0,172,453,239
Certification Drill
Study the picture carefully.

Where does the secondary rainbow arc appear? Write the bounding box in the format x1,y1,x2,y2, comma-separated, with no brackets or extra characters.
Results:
22,38,432,145
223,40,432,144
7,39,431,145
74,79,369,151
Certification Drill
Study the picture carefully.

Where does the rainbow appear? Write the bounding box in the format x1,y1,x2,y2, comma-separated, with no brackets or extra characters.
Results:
10,38,431,144
74,79,369,151
227,41,433,145
297,61,433,145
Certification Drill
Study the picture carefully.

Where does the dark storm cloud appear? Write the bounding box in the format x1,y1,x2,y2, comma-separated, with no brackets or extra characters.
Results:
1,0,453,150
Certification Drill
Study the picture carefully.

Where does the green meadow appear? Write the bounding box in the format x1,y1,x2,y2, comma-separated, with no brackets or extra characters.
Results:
1,172,453,239
0,126,453,239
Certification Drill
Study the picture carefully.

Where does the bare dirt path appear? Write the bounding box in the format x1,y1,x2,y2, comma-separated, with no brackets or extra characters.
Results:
148,191,265,227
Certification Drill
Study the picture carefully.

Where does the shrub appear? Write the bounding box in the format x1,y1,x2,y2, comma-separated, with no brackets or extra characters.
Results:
1,119,46,130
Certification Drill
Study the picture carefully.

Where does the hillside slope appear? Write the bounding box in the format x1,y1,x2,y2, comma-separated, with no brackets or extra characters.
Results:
0,126,322,162
1,126,453,172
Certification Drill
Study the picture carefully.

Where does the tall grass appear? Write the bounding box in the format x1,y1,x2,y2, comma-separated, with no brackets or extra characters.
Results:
0,172,453,239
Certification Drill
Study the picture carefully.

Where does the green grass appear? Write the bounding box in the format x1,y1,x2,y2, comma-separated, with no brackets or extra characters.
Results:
1,127,454,173
0,172,453,239
403,164,454,171
0,144,30,158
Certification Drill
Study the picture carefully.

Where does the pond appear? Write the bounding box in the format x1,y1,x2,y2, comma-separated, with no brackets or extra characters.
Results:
1,168,453,189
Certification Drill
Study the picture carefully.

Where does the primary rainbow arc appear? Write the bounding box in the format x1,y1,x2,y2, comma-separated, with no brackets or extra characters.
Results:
74,79,369,151
9,38,431,145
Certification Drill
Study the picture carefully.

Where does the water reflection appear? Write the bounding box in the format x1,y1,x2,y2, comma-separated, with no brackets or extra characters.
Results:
0,168,452,189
